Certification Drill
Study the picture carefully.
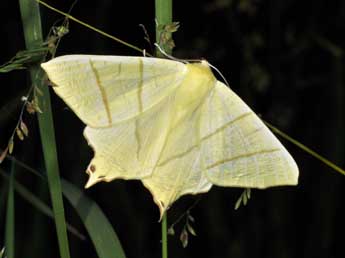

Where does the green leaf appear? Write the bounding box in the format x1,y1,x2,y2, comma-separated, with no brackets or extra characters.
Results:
0,169,85,241
0,48,48,73
0,168,126,258
61,180,127,258
5,164,15,258
19,0,71,257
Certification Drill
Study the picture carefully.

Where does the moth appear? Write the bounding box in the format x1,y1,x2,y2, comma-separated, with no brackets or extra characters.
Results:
41,55,298,216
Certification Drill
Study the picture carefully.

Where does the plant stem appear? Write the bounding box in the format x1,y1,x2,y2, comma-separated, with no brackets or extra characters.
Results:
155,0,172,27
155,1,173,257
18,1,71,258
155,0,173,56
161,213,168,258
5,164,15,258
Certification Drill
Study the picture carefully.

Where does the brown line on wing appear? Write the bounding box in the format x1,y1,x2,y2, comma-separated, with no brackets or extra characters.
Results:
156,112,254,168
200,112,252,142
205,148,281,170
135,58,144,160
89,59,113,125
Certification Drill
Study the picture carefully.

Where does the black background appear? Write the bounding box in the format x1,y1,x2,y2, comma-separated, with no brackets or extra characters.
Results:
1,0,345,258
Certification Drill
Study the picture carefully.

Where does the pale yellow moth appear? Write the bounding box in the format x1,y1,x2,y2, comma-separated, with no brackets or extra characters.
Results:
41,55,298,216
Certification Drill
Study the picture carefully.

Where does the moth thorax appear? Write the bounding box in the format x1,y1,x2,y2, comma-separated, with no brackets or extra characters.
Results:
171,62,216,127
178,62,215,104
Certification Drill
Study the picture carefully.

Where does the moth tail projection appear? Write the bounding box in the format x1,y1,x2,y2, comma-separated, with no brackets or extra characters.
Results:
141,107,214,219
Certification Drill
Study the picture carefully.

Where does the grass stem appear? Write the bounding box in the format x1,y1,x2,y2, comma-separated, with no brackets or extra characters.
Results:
155,1,173,257
19,1,71,257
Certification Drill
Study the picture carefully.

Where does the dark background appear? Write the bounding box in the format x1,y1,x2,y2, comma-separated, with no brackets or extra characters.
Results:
1,0,345,258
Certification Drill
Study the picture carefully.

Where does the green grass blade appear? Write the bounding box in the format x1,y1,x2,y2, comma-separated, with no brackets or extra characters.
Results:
4,164,15,258
155,1,173,257
0,180,7,227
155,0,173,57
265,121,345,176
0,169,85,241
0,163,126,258
61,180,127,258
155,0,172,25
155,0,172,44
161,213,168,258
19,1,71,258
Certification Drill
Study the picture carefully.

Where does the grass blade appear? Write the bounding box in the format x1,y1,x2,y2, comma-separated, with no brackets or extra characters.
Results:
4,164,15,258
0,180,7,227
0,169,85,241
155,1,173,257
0,165,126,258
19,1,71,258
155,0,173,56
61,180,127,258
161,212,168,258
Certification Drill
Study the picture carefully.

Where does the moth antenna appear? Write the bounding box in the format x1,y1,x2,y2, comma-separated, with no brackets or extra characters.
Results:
154,43,208,63
154,44,230,87
207,62,230,87
154,43,189,63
